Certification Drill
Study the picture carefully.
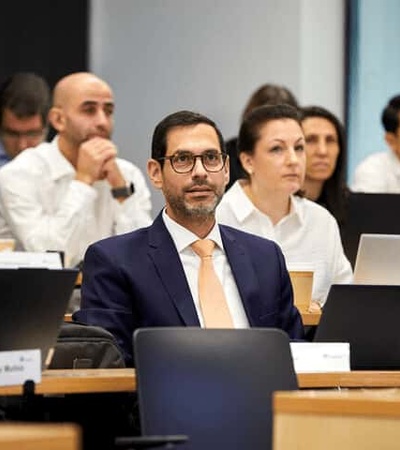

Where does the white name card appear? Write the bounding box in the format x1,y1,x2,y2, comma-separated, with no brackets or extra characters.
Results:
0,251,62,269
290,342,350,373
0,349,41,387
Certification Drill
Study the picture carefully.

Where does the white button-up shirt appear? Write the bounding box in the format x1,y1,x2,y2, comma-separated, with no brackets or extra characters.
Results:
0,137,152,267
217,181,353,305
352,150,400,193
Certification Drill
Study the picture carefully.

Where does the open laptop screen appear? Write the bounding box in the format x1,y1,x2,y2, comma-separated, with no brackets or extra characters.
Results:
0,268,78,368
354,234,400,285
314,284,400,370
341,193,400,268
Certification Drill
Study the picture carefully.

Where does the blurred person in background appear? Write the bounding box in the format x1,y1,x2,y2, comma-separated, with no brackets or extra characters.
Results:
301,106,348,227
352,95,400,193
0,72,152,266
0,72,50,166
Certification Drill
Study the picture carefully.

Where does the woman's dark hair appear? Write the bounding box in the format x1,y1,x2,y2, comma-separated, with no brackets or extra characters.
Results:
381,95,400,133
301,105,348,225
238,104,303,199
241,84,298,121
238,103,302,160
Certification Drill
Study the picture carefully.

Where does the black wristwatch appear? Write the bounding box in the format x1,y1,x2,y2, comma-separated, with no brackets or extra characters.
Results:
111,182,135,199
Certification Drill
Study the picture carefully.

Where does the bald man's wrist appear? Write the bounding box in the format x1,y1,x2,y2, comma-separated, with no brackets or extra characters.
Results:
75,172,95,185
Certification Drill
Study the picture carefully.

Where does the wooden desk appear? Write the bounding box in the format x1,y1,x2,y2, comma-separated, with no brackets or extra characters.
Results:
273,389,400,450
0,423,80,450
297,371,400,389
0,367,396,396
65,312,321,325
1,367,396,398
63,311,321,325
0,368,136,396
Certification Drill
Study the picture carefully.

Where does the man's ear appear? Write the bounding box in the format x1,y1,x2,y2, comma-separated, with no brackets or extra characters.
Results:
48,106,65,132
147,159,163,190
385,132,397,151
223,155,230,187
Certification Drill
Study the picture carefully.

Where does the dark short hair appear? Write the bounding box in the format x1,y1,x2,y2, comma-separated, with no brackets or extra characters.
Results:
241,84,298,121
301,105,348,224
238,103,302,158
151,110,225,164
0,72,51,127
381,95,400,133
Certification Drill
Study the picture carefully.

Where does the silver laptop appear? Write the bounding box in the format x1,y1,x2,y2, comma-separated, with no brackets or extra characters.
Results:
353,234,400,285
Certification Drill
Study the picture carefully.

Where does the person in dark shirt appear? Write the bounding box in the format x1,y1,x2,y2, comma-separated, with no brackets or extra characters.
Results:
301,105,349,227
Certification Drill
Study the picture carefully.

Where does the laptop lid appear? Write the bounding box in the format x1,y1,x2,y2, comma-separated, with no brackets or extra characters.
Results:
341,193,400,268
354,234,400,285
0,268,78,369
314,284,400,370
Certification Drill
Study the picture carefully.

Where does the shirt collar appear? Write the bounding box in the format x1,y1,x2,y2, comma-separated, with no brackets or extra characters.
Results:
46,136,76,181
162,208,223,252
228,180,305,226
388,150,400,176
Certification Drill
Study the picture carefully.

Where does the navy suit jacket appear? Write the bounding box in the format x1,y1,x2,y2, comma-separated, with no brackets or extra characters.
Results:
75,213,304,366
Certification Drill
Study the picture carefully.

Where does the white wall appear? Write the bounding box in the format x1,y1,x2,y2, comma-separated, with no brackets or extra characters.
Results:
90,0,345,216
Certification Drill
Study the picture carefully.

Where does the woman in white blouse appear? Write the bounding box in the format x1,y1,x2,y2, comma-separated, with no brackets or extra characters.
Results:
217,104,352,308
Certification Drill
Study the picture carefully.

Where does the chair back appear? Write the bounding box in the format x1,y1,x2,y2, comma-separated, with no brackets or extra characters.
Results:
134,328,297,450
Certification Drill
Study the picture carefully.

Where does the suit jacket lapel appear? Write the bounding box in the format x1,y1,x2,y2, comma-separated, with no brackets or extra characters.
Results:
148,214,200,326
220,226,263,325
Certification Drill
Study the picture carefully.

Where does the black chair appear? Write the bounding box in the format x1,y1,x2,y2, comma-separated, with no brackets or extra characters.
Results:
117,327,298,450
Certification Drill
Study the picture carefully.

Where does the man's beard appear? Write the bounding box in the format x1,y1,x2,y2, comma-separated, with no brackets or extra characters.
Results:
164,183,223,220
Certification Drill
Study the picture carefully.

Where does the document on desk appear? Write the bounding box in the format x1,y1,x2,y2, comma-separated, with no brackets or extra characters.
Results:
290,342,350,373
0,251,62,269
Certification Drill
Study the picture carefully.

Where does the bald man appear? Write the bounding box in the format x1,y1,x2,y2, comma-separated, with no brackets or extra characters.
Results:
0,72,152,267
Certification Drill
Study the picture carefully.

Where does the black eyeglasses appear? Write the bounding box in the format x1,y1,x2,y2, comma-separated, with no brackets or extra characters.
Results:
158,150,227,174
0,128,46,140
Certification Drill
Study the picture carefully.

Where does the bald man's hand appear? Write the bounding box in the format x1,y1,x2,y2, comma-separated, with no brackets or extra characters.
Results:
75,137,121,185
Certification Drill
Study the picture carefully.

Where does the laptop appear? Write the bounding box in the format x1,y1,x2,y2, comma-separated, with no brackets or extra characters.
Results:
354,234,400,285
314,284,400,370
0,268,78,369
341,193,400,268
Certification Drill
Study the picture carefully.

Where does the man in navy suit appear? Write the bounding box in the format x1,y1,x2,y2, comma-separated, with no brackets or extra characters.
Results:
75,110,303,366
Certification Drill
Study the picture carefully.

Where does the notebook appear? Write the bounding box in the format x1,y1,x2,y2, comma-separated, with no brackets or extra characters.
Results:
354,234,400,285
341,192,400,267
0,268,78,369
314,284,400,370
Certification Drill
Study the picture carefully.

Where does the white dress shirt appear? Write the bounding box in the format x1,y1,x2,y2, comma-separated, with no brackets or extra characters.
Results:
351,150,400,193
0,137,152,267
216,181,353,305
162,209,249,328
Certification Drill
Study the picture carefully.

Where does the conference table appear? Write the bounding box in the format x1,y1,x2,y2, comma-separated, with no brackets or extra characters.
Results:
2,368,400,397
0,369,137,449
2,368,400,450
0,423,81,450
0,368,136,396
273,389,400,449
64,310,322,326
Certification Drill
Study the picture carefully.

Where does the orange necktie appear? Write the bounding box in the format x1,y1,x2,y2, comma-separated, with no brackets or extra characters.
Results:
191,239,234,328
